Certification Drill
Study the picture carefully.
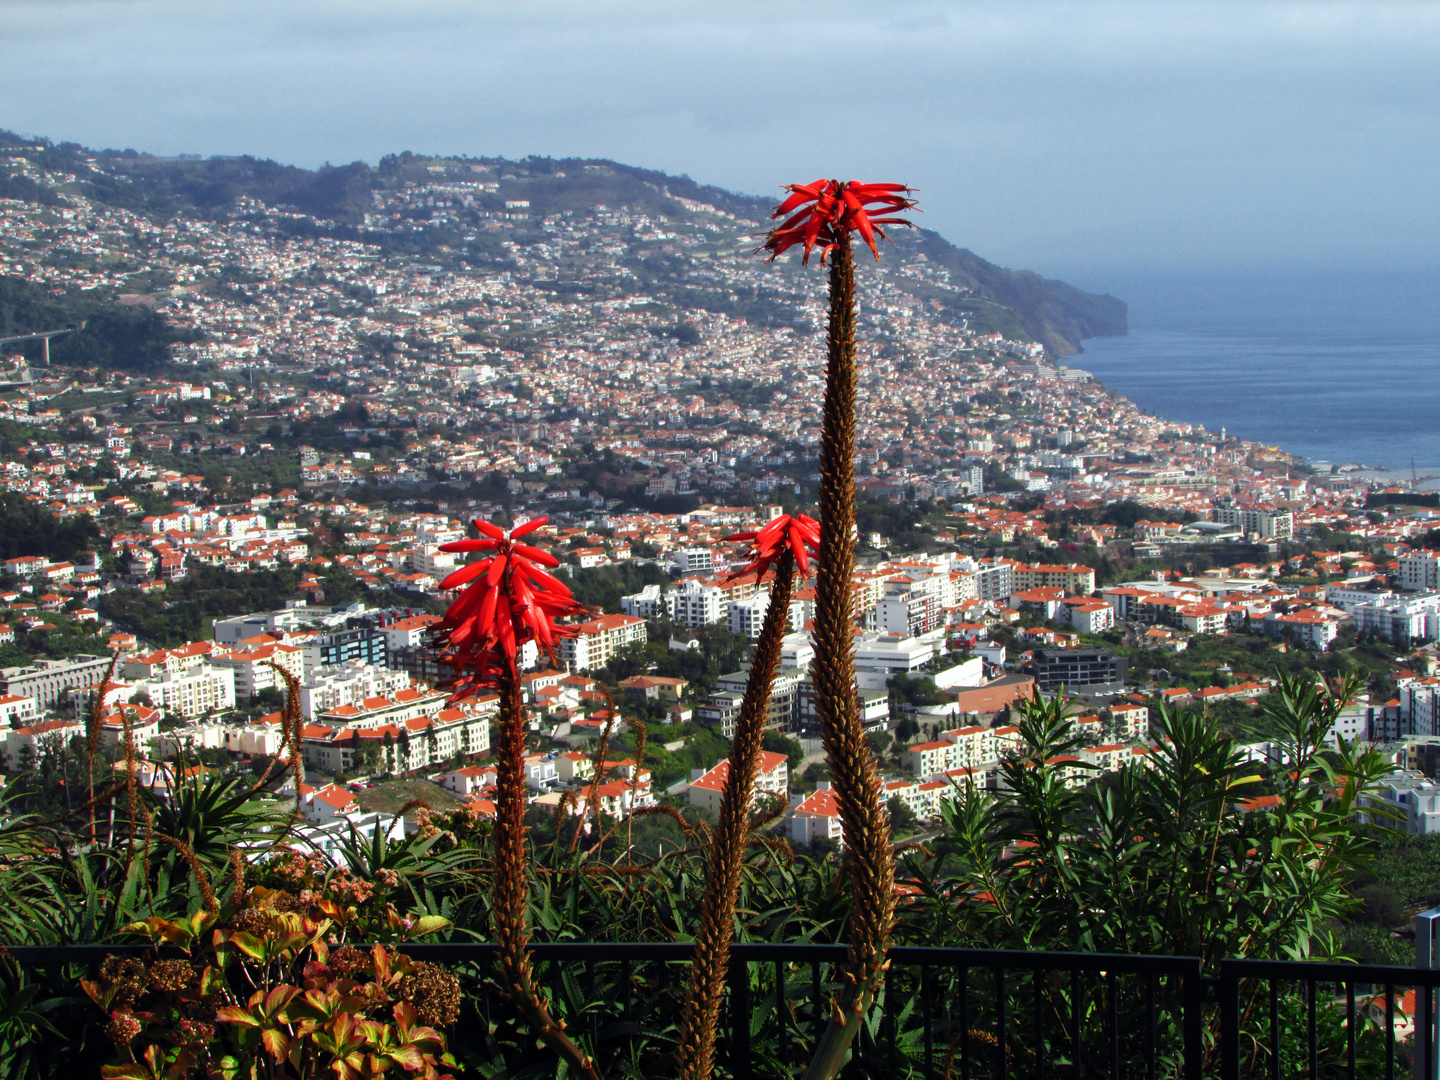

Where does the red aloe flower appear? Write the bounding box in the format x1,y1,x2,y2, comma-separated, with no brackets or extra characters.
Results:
762,180,918,264
431,516,585,687
724,513,820,580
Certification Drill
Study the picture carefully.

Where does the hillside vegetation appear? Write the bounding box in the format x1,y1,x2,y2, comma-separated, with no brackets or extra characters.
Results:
1,131,1127,358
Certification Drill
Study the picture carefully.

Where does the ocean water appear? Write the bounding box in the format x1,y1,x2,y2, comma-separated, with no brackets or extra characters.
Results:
1068,268,1440,475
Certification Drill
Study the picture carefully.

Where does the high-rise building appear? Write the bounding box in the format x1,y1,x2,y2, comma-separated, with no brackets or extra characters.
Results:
1212,506,1293,540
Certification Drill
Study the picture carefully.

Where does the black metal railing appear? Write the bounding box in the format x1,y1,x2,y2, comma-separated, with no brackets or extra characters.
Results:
7,941,1440,1078
1216,956,1440,1080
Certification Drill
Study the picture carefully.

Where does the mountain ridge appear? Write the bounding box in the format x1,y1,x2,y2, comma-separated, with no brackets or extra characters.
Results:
0,131,1127,356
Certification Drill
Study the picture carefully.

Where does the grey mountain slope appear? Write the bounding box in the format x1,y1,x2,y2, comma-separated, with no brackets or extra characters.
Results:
0,133,1128,356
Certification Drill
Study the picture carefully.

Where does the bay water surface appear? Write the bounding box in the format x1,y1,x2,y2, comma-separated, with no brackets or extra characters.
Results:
1069,268,1440,475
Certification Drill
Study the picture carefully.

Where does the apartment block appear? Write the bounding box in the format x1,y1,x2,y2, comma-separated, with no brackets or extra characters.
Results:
0,654,114,710
727,592,772,639
1029,648,1128,691
1212,505,1293,540
1400,552,1440,592
213,642,305,700
300,625,388,673
789,785,844,847
715,666,805,732
668,578,723,627
557,613,647,671
298,662,412,719
1351,592,1440,643
1012,562,1097,596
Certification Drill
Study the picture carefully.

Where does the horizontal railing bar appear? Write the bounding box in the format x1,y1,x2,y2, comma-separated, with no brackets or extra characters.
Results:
1,940,1202,973
889,946,1202,975
1221,957,1440,986
0,944,167,963
9,942,1440,989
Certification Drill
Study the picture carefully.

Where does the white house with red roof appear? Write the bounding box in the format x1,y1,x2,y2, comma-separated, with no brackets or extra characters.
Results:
1107,703,1149,741
1064,598,1115,634
297,781,360,825
95,704,162,750
591,776,655,820
3,716,85,769
223,711,287,757
0,693,38,729
380,613,440,652
1261,608,1344,650
440,763,498,796
789,784,844,847
687,751,789,817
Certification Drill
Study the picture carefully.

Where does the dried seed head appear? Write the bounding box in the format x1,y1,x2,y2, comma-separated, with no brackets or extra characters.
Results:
397,961,462,1027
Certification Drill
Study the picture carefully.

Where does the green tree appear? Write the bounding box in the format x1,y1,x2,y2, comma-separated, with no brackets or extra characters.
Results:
761,730,803,773
925,673,1392,966
888,795,920,837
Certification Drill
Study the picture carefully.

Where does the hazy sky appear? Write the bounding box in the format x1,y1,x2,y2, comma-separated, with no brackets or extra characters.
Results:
2,0,1436,288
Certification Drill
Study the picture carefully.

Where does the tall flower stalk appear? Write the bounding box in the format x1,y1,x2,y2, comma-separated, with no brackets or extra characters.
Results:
430,516,600,1080
675,514,818,1080
763,179,918,1079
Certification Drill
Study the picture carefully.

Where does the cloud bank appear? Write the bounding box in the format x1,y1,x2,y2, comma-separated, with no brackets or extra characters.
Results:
1,0,1436,281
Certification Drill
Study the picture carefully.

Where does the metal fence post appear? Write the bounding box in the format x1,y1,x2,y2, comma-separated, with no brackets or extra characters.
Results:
729,954,752,1080
1217,960,1240,1080
1181,960,1205,1080
1417,907,1440,1080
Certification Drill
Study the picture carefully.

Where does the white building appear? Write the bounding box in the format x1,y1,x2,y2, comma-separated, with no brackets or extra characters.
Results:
878,589,943,637
780,633,815,671
1212,506,1294,540
298,662,412,719
557,613,647,672
224,714,287,758
1361,771,1440,835
789,784,844,846
954,557,1014,602
1398,676,1440,738
302,693,495,776
409,545,456,577
380,614,440,652
0,654,114,710
669,578,724,627
852,633,939,691
0,693,39,729
122,646,237,720
154,722,227,759
688,751,789,817
213,642,306,700
1066,600,1116,635
1352,592,1440,644
1399,551,1440,592
674,547,714,575
620,583,668,619
1323,581,1396,613
728,592,772,640
1260,609,1344,650
213,601,358,645
3,717,85,769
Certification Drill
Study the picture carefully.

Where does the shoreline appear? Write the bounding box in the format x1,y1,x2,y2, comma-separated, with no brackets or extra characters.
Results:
1072,317,1440,490
1076,369,1440,493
